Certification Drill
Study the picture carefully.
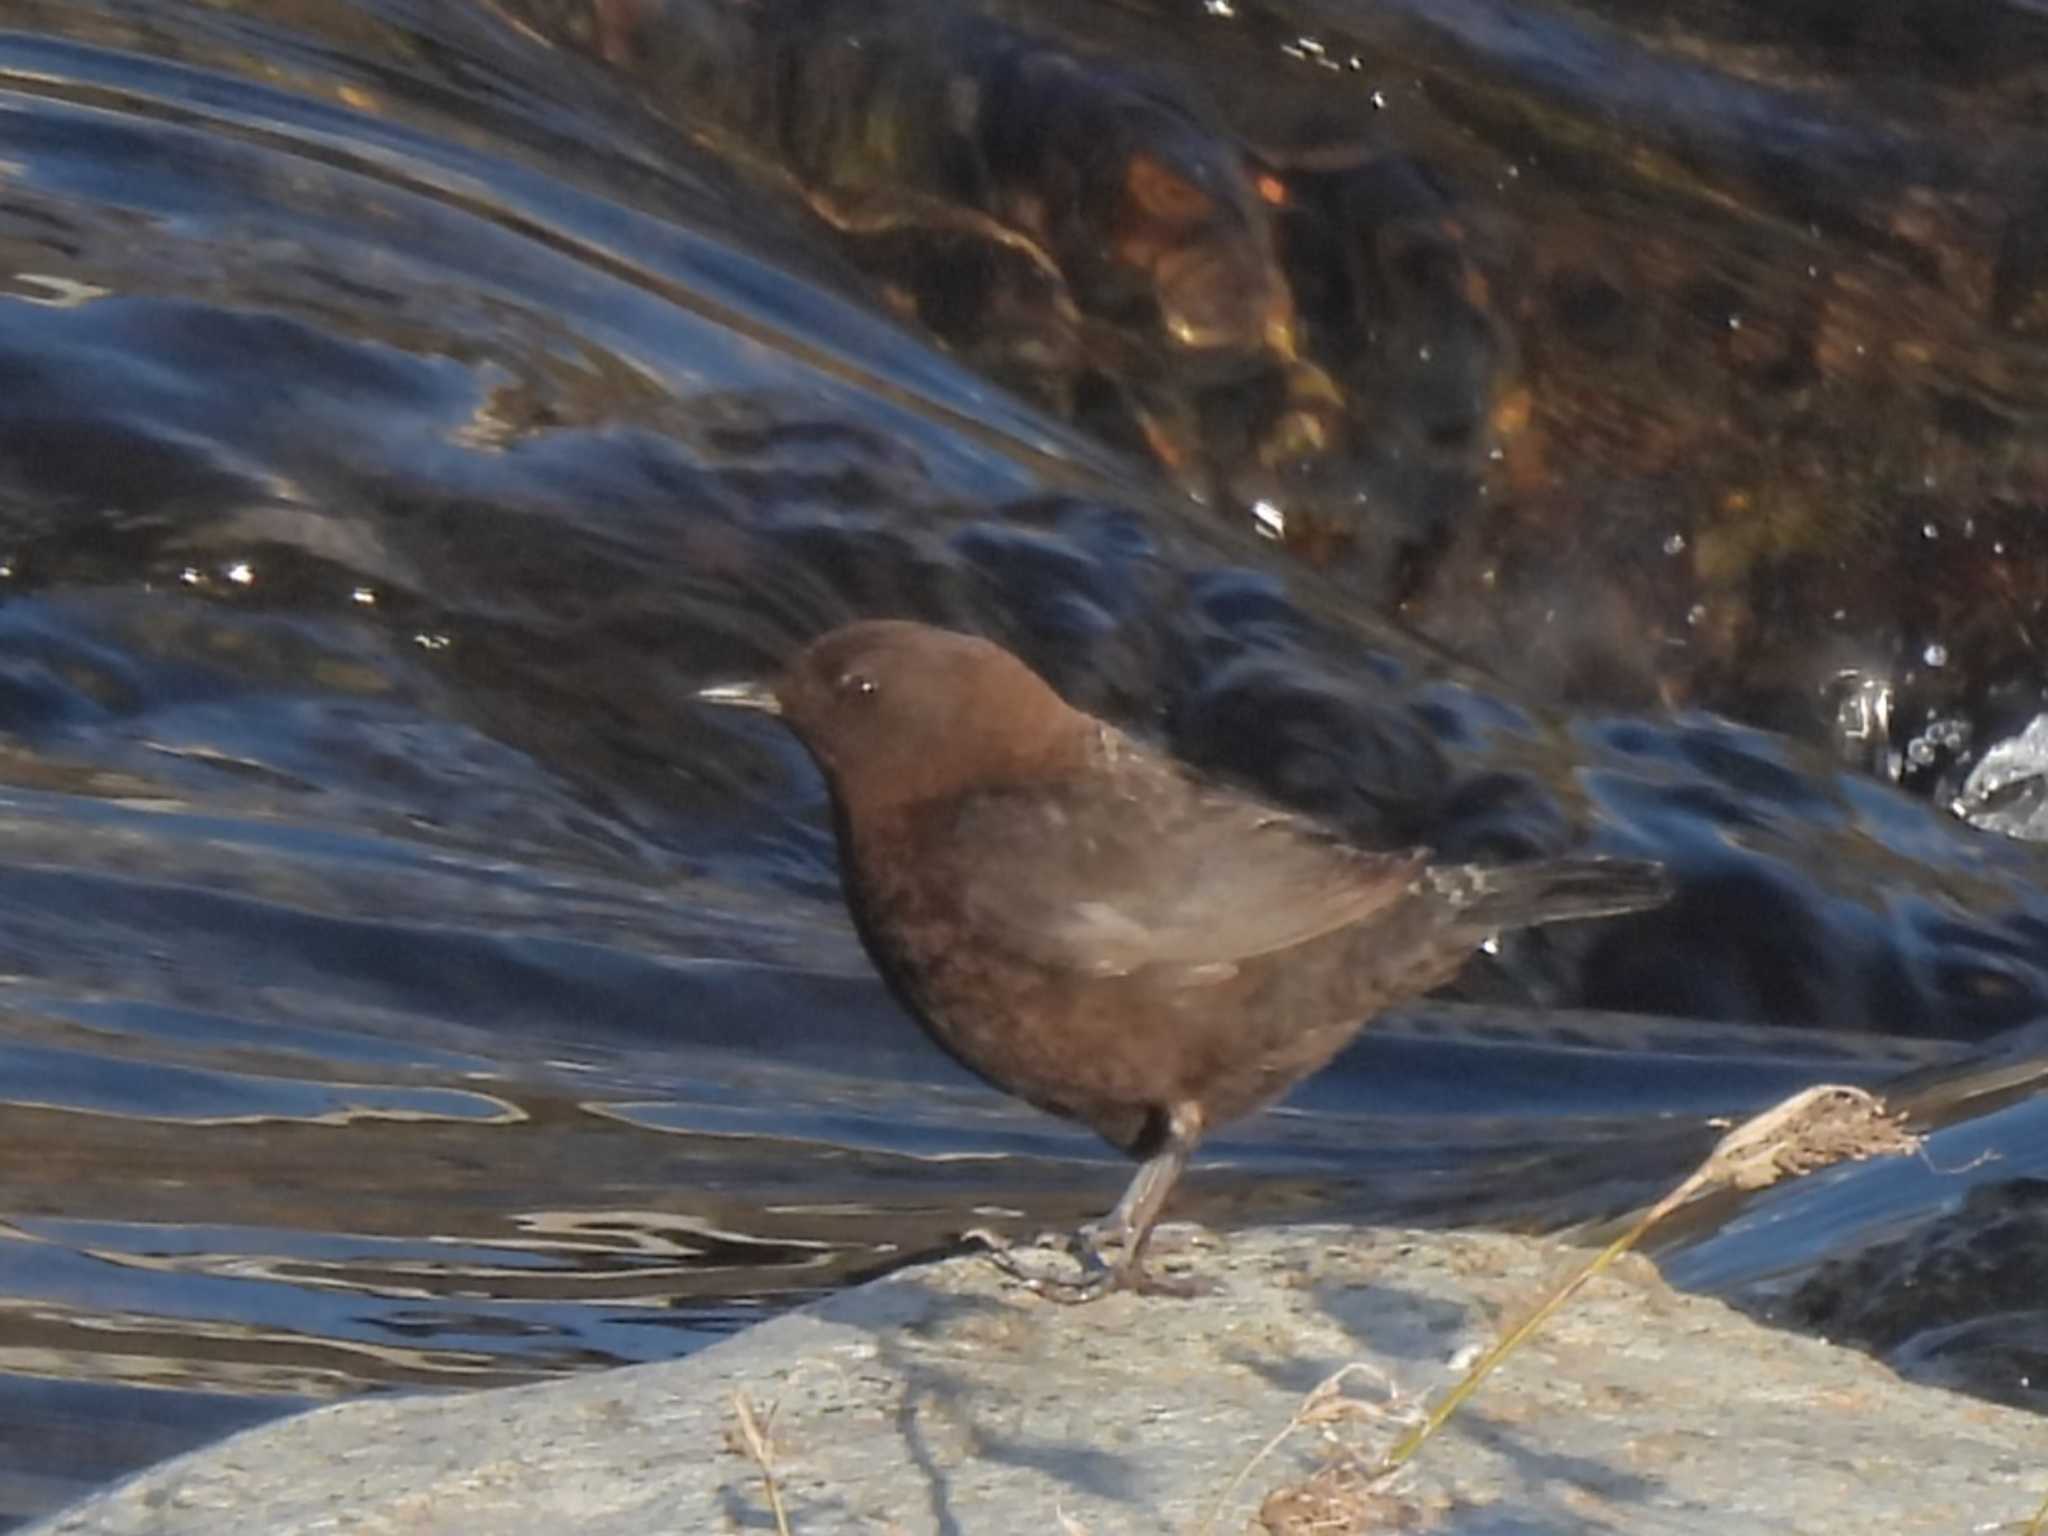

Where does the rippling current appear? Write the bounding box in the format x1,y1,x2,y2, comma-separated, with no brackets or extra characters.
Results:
1,0,2046,1523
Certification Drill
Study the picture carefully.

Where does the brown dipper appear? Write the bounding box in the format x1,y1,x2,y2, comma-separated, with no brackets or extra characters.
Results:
701,621,1669,1294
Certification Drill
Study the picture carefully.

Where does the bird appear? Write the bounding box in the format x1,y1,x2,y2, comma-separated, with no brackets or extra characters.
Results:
699,619,1669,1295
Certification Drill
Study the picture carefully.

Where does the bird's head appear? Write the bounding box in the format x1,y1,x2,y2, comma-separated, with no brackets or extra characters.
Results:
699,621,1088,813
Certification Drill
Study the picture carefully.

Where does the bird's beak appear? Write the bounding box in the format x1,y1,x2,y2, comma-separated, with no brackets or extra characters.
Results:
695,680,782,716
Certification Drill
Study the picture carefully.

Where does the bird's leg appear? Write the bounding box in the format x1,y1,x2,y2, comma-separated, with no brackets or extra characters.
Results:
968,1103,1207,1301
1083,1132,1185,1264
1075,1101,1204,1296
1081,1105,1204,1302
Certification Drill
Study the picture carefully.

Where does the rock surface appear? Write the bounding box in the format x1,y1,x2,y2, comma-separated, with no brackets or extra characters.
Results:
29,1225,2044,1535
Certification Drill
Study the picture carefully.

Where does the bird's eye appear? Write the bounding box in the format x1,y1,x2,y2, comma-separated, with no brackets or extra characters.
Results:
836,670,878,701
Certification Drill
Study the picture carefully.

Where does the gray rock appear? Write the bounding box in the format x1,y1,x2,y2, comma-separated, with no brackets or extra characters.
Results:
28,1226,2043,1535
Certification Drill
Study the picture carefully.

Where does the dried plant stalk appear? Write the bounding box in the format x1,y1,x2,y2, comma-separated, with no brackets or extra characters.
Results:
1376,1085,1919,1474
731,1389,793,1536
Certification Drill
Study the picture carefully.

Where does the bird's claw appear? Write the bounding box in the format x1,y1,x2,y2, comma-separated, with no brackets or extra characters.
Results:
962,1226,1115,1301
961,1226,1206,1302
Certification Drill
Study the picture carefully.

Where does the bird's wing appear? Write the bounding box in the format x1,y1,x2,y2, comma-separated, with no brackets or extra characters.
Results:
935,739,1426,978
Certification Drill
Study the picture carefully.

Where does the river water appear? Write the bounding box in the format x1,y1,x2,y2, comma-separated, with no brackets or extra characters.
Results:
0,0,2044,1523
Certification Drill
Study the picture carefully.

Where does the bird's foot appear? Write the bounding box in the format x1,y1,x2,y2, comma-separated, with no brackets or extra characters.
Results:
1077,1219,1215,1299
1094,1262,1209,1300
962,1226,1117,1301
962,1226,1209,1302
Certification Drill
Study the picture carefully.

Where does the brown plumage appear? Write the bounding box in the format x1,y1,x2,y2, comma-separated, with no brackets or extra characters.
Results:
701,620,1669,1294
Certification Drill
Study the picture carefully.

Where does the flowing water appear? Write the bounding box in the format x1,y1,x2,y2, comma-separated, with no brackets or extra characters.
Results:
0,0,2045,1523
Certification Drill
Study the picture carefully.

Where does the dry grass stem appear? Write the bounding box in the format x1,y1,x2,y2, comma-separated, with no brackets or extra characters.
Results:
1198,1363,1410,1536
1695,1084,1919,1192
1377,1085,1919,1474
1258,1460,1431,1534
731,1388,793,1536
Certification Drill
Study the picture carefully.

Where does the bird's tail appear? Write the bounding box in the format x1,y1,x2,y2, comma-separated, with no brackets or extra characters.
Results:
1422,856,1671,933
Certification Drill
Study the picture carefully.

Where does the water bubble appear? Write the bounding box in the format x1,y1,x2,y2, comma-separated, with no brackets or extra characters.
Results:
1662,532,1686,556
1686,602,1708,627
1922,523,1939,540
1923,642,1948,668
351,587,378,607
1907,737,1937,766
1370,89,1387,109
1250,499,1286,540
225,562,254,586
